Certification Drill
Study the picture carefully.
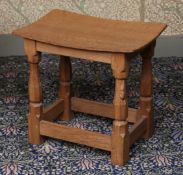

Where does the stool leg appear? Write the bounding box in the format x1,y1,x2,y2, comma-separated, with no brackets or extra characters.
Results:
111,54,129,165
139,42,156,138
24,39,44,144
59,56,73,121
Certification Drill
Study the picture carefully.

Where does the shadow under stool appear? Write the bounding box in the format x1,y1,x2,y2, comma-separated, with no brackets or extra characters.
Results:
13,9,167,165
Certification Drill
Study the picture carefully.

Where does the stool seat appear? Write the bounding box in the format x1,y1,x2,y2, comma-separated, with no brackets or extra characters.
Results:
13,9,166,53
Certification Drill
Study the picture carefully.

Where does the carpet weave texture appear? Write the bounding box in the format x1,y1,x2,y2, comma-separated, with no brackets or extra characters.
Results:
0,55,182,175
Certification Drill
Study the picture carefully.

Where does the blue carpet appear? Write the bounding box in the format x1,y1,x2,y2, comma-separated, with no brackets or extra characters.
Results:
0,55,182,175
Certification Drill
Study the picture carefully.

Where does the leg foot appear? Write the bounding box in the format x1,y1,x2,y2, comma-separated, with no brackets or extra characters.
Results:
111,121,129,165
28,103,44,144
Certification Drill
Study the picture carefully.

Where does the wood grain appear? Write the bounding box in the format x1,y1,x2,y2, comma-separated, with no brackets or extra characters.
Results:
71,97,138,123
40,120,111,151
36,42,112,64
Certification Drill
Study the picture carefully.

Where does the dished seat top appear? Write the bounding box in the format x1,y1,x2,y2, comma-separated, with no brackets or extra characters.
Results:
13,9,167,53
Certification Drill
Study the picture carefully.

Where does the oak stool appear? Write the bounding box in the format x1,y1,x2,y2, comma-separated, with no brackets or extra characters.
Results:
13,10,167,165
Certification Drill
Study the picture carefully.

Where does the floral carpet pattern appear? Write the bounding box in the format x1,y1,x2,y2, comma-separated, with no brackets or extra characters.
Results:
0,55,182,175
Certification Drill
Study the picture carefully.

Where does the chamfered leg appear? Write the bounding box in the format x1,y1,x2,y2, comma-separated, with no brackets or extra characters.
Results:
24,39,44,144
111,54,130,165
59,56,73,121
139,41,156,138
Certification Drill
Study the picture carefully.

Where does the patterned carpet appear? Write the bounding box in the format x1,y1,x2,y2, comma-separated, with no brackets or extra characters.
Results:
0,55,182,175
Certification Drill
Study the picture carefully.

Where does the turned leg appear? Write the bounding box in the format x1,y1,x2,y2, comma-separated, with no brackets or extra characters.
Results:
59,56,73,120
139,42,156,138
24,39,43,144
111,54,129,165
